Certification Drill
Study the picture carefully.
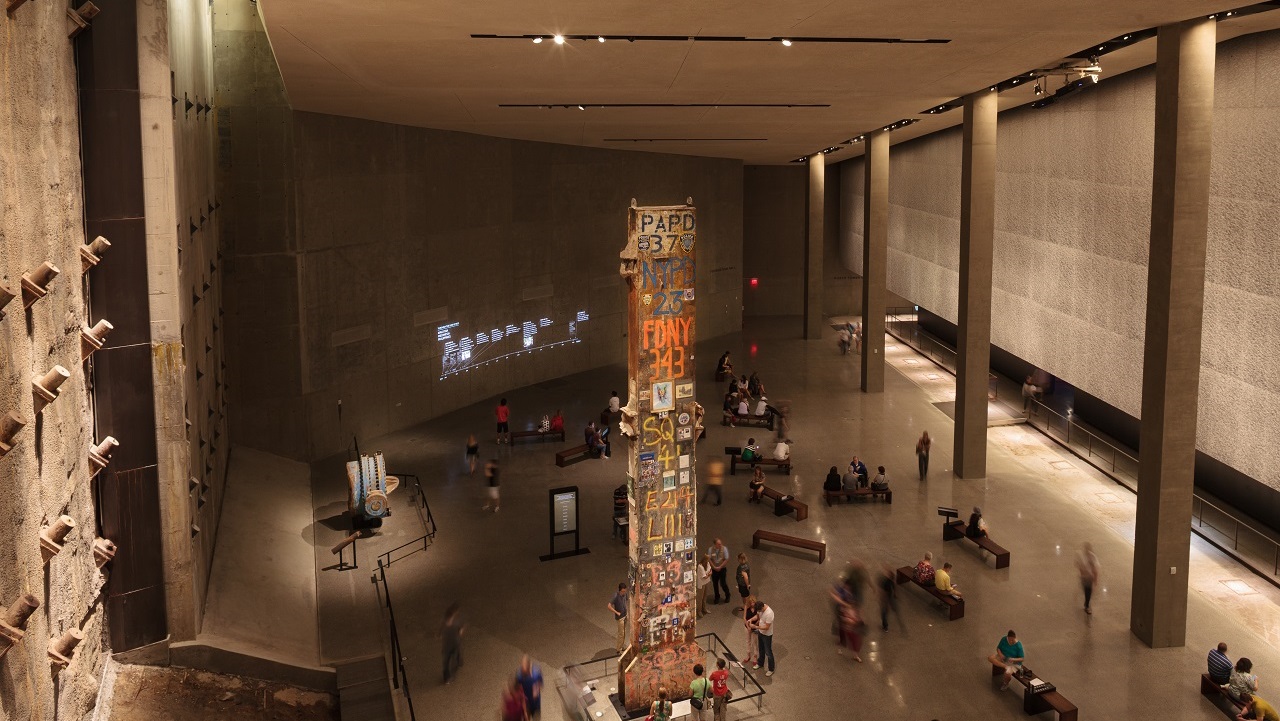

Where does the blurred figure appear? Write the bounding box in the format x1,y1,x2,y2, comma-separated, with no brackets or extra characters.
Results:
838,326,851,354
837,599,863,662
482,459,500,512
516,655,543,718
501,676,529,721
465,434,479,476
843,560,869,609
440,602,465,685
915,431,931,479
877,563,902,633
967,507,989,539
702,458,725,505
1075,543,1100,615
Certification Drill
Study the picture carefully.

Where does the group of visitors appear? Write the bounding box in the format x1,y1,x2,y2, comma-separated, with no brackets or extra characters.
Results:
913,551,963,600
720,369,777,428
648,659,732,721
837,321,863,355
1208,642,1274,720
499,655,544,721
822,455,890,494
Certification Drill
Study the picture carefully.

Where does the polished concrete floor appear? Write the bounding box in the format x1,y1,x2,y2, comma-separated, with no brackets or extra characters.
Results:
289,316,1280,720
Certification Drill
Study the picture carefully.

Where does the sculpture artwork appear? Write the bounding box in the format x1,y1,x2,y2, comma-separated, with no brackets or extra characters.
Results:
345,452,399,522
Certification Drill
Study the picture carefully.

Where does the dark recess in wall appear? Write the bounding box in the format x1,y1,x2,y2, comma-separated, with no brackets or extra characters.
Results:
916,307,1280,533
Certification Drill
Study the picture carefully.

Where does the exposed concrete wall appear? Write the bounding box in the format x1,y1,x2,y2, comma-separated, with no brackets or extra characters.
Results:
0,2,108,718
743,165,805,316
140,0,230,642
216,9,744,460
839,30,1280,498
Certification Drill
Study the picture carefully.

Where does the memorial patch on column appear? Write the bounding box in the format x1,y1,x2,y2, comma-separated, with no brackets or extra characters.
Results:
617,200,703,712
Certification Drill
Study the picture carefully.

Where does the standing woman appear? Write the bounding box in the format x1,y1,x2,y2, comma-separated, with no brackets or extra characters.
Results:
697,555,713,619
741,594,760,668
735,553,752,605
465,434,480,476
916,431,931,479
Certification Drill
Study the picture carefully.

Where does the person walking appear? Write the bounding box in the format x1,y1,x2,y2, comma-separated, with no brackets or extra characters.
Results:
877,563,900,633
734,553,752,608
709,539,731,604
482,459,501,512
496,398,511,444
515,655,542,718
915,431,931,479
702,458,725,505
1075,543,1100,615
501,676,529,721
689,664,711,721
607,583,628,654
440,602,465,684
710,658,731,721
466,433,480,475
696,554,713,618
751,600,776,676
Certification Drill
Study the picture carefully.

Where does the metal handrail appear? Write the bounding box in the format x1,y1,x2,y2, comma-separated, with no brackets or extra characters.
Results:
373,559,417,721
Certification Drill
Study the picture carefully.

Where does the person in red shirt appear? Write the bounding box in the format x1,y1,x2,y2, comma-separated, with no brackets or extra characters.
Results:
709,658,730,720
549,409,564,434
496,398,511,444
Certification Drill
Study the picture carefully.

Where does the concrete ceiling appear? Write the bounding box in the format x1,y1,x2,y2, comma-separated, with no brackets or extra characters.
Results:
258,1,1274,164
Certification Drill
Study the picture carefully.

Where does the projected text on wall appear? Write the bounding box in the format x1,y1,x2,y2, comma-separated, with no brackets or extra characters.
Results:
437,310,589,379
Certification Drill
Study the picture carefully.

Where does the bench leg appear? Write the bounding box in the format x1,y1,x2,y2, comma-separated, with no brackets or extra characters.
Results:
995,552,1010,570
885,491,892,504
950,602,964,621
818,548,825,564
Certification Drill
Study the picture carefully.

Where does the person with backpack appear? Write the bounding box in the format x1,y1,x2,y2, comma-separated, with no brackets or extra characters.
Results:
710,658,731,720
689,664,711,720
648,686,673,721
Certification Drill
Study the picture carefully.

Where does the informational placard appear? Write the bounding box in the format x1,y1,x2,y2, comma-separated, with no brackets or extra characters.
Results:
553,491,577,533
540,485,588,562
618,201,703,712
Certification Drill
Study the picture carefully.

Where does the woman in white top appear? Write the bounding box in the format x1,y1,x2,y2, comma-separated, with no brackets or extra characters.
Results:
697,555,713,619
1228,658,1259,701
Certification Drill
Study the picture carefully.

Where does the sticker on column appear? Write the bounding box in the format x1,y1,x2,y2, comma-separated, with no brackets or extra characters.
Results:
676,382,694,399
652,382,674,412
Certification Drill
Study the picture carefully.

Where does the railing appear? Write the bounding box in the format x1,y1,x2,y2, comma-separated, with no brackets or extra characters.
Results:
885,307,998,399
1026,400,1141,488
559,632,766,717
1193,495,1280,577
372,559,417,721
371,474,437,569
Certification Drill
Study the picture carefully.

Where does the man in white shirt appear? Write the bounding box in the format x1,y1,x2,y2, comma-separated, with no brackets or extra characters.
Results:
751,600,776,676
772,439,790,462
608,390,621,413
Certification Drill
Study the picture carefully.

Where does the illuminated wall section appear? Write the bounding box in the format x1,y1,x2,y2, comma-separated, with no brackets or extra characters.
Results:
436,311,589,379
618,202,704,711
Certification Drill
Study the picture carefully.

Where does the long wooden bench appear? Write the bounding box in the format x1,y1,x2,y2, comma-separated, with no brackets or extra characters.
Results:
1200,673,1246,714
895,566,964,620
724,447,792,476
759,486,807,521
943,520,1011,569
752,529,825,563
824,488,892,505
732,413,774,430
511,428,566,443
992,663,1077,721
555,444,594,467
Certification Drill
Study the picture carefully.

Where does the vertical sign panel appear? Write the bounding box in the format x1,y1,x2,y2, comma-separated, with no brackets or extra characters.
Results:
618,202,703,711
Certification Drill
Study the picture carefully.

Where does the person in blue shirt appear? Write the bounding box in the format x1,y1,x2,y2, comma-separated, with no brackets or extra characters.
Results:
849,457,868,488
1208,641,1233,685
516,654,543,718
988,630,1026,690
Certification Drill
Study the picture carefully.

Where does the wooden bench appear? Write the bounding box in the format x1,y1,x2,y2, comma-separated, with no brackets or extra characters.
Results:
895,566,964,620
555,444,594,467
724,447,792,476
510,428,566,443
992,663,1077,721
824,488,892,505
752,529,825,563
759,486,807,521
732,413,774,430
943,520,1011,569
1200,673,1246,713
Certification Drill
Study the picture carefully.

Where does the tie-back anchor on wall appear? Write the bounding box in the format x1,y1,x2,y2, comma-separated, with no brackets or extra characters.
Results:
0,594,40,660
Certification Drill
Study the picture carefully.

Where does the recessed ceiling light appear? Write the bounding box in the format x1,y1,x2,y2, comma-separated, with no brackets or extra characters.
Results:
554,34,565,45
532,37,543,44
781,38,792,47
577,104,585,110
597,36,606,43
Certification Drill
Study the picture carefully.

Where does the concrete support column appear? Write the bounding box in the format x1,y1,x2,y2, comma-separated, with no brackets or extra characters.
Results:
1130,17,1216,649
954,90,998,479
804,153,825,339
860,130,888,393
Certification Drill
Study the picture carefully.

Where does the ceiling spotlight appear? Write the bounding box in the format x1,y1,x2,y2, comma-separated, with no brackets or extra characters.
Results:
780,38,792,47
577,104,585,110
533,37,543,44
1088,73,1099,83
1033,82,1043,96
597,36,606,43
553,34,565,45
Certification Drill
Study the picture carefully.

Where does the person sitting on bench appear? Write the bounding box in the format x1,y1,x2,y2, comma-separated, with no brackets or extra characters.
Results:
1209,642,1234,685
1238,693,1280,721
1228,658,1259,702
967,506,989,539
870,466,889,492
550,410,564,434
741,439,760,462
722,393,737,427
585,423,606,459
772,439,791,462
747,372,763,397
737,397,750,417
754,396,771,417
824,466,842,493
849,456,869,489
717,351,734,378
841,467,858,492
988,630,1026,691
748,467,766,503
913,552,935,584
935,562,962,599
